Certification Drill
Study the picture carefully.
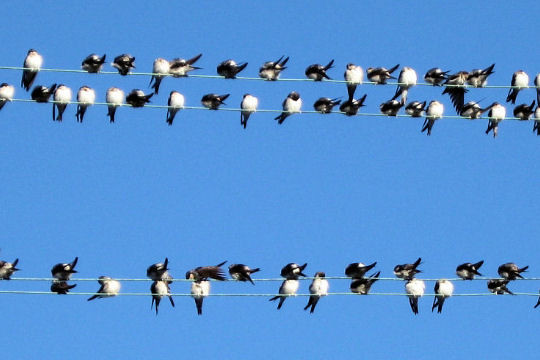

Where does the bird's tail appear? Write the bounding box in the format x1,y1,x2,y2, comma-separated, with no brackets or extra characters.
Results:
107,106,117,123
324,59,335,70
188,53,203,65
506,89,518,104
388,64,400,74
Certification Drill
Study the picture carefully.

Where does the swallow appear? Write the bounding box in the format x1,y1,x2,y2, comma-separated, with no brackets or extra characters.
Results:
405,101,426,117
51,280,77,294
534,291,540,308
112,54,135,76
259,56,289,81
150,280,174,315
345,262,377,279
217,59,248,79
169,53,202,77
442,71,469,113
106,87,124,123
304,272,329,314
513,100,536,120
467,64,495,88
51,257,78,280
350,271,380,295
394,257,422,280
535,73,540,106
81,54,106,73
486,102,506,137
240,94,258,128
185,261,228,282
166,91,185,126
422,100,444,135
75,86,96,123
534,107,540,136
488,279,513,295
0,83,15,111
147,257,172,283
149,58,170,95
52,84,72,121
305,59,334,81
228,263,261,285
456,261,484,280
405,278,425,315
506,70,529,104
498,263,529,280
344,63,364,100
126,89,153,108
280,263,307,279
87,276,121,301
190,278,210,315
339,94,367,116
313,97,341,114
432,279,454,313
366,64,399,84
0,258,19,279
269,278,299,309
200,93,229,110
392,67,417,103
424,68,449,86
31,84,57,103
21,49,43,91
275,91,302,124
380,98,404,116
460,101,490,119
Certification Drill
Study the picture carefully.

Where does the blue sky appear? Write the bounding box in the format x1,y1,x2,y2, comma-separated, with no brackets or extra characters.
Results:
1,1,539,359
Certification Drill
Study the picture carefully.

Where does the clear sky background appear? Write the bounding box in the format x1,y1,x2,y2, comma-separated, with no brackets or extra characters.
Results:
1,1,539,359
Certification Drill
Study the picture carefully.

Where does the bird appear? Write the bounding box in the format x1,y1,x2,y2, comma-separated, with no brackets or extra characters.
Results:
149,58,170,95
486,102,506,137
456,261,484,280
394,257,422,280
51,280,77,294
52,84,72,121
344,63,364,100
150,280,174,315
217,59,248,79
31,84,56,103
432,279,454,313
21,49,43,91
75,86,96,123
533,107,540,136
304,272,329,313
366,64,399,84
424,68,449,86
201,93,229,110
185,261,228,282
259,56,289,81
280,263,307,279
513,101,536,120
488,279,513,295
228,263,261,285
339,94,367,116
422,100,444,135
81,54,106,73
380,98,404,116
190,278,210,315
535,74,540,106
506,70,529,104
0,258,19,279
442,71,469,113
169,53,202,77
405,101,426,117
51,257,78,280
87,276,121,301
534,291,540,309
305,60,335,81
498,263,529,280
405,278,425,315
166,91,185,126
240,94,258,128
345,262,377,279
313,97,341,114
269,278,299,310
467,64,495,87
460,101,489,119
0,83,15,111
350,271,380,295
275,91,302,124
147,257,172,283
126,89,153,108
112,54,135,76
392,66,417,103
106,87,124,123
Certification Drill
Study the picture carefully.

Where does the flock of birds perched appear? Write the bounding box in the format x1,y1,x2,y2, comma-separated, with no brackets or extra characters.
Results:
1,255,538,315
0,50,540,136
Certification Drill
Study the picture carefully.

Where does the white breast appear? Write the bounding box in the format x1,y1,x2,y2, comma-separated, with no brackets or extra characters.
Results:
153,58,170,75
242,95,258,112
437,280,454,297
346,67,364,84
107,88,124,106
103,279,121,296
401,67,418,86
310,278,329,296
191,280,210,298
169,92,185,108
0,85,15,100
427,101,444,119
25,52,43,70
405,279,425,297
491,104,506,120
286,98,302,113
280,279,299,295
514,72,529,88
77,87,96,105
154,281,169,297
54,86,72,103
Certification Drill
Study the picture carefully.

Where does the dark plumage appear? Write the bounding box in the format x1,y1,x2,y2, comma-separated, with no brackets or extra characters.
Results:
456,261,484,280
313,97,341,114
345,262,377,279
186,261,228,281
366,64,399,84
31,84,56,103
201,93,229,110
112,54,135,76
228,264,261,285
305,59,334,81
81,54,106,73
350,271,380,295
126,89,153,108
280,263,307,279
394,257,422,280
217,59,248,79
339,94,367,116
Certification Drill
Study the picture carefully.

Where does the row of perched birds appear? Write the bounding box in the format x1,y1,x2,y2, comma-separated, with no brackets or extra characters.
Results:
2,49,540,136
1,256,538,315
